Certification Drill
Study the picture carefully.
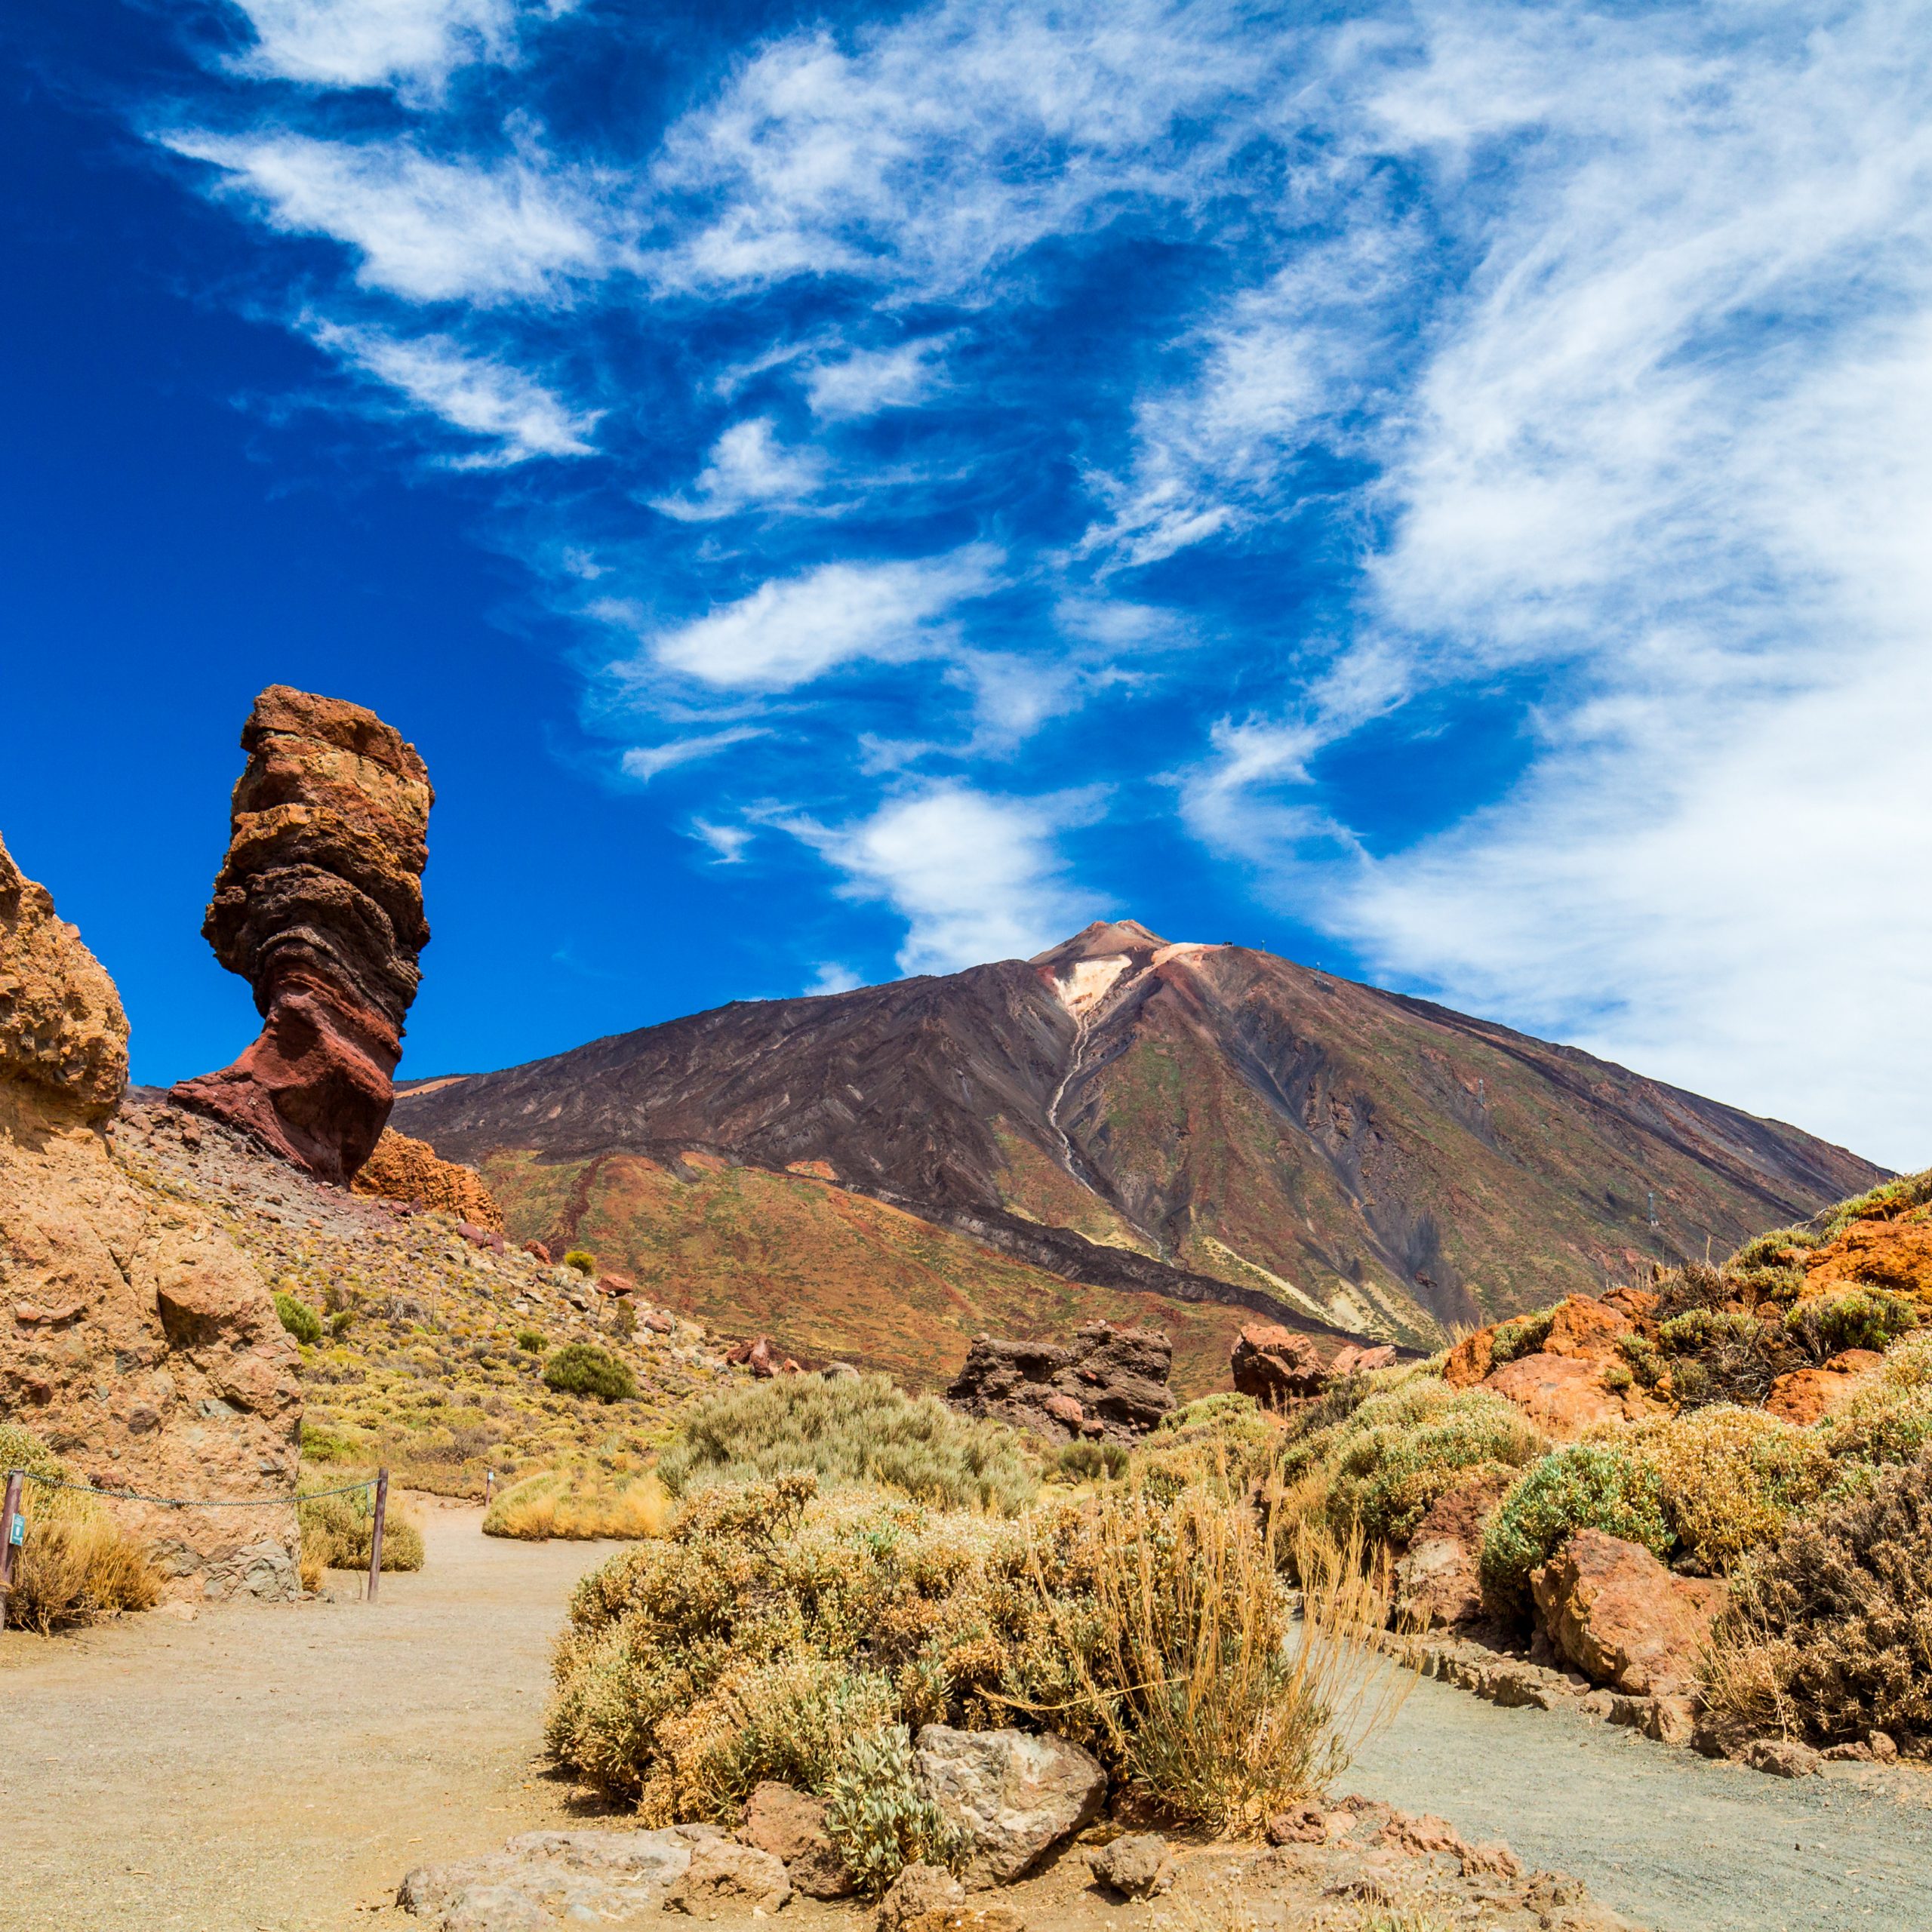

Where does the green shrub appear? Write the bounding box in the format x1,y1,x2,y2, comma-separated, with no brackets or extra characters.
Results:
823,1724,967,1893
1487,1307,1558,1367
1656,1307,1785,1409
274,1291,323,1346
1617,1331,1664,1388
655,1371,1037,1515
515,1329,548,1353
543,1343,638,1403
1055,1440,1129,1482
1815,1169,1932,1240
562,1249,598,1276
1479,1445,1672,1616
1627,1406,1831,1574
1784,1288,1920,1363
1322,1386,1546,1546
327,1309,354,1338
1134,1389,1282,1496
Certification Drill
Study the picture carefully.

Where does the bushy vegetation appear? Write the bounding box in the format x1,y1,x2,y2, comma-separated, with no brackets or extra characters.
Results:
485,1469,674,1541
274,1290,323,1346
543,1343,638,1403
0,1423,161,1632
515,1329,548,1354
1783,1287,1919,1361
1268,1374,1544,1547
654,1372,1038,1515
297,1482,425,1584
1623,1406,1830,1575
1711,1447,1932,1747
562,1249,598,1276
544,1471,1397,1860
1478,1444,1671,1614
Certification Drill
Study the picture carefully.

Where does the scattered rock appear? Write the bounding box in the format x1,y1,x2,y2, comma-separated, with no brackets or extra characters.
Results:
1869,1729,1900,1764
1531,1530,1727,1695
1460,1841,1524,1881
1737,1737,1824,1779
522,1240,551,1263
1328,1341,1398,1377
725,1335,792,1378
1481,1350,1629,1443
1086,1832,1171,1897
171,685,434,1186
897,1910,1026,1932
354,1128,503,1229
877,1863,964,1932
912,1725,1106,1887
1640,1695,1697,1747
1765,1349,1884,1426
1395,1469,1514,1629
740,1782,854,1899
946,1323,1174,1444
665,1837,792,1917
1264,1803,1331,1846
1377,1813,1465,1857
1229,1324,1327,1404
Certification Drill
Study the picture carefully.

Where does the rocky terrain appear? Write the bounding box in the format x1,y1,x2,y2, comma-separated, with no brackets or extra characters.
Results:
945,1322,1177,1444
174,685,435,1186
113,1093,737,1497
0,833,300,1598
395,919,1881,1375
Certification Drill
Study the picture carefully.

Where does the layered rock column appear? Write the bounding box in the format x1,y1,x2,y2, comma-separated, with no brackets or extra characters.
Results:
0,832,300,1597
173,685,433,1186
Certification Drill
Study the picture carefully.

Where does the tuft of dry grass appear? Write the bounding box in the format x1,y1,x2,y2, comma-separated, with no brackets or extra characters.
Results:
484,1469,675,1541
1,1422,162,1633
1035,1487,1408,1831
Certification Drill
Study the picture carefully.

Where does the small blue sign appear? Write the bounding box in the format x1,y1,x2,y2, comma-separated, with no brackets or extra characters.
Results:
8,1514,23,1547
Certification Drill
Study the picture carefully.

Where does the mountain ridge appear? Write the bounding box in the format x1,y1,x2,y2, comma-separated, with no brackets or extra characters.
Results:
393,922,1884,1378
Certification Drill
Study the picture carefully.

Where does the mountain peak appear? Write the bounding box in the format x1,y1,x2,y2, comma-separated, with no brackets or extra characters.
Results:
1029,918,1170,968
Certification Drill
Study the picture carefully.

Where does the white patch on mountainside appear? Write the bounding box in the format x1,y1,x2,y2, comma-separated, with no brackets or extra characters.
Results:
1053,953,1134,1016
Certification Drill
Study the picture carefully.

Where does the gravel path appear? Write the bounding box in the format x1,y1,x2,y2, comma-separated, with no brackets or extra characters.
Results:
0,1503,620,1932
1350,1670,1932,1931
8,1506,1931,1932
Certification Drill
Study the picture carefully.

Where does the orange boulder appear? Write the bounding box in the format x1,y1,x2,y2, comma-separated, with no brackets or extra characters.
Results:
1765,1348,1884,1426
1531,1529,1727,1695
1482,1351,1628,1442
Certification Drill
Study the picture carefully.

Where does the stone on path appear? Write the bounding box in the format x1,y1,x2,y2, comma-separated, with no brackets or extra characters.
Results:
913,1726,1106,1887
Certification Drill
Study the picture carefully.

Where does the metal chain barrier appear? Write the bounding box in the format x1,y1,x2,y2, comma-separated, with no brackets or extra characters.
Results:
0,1466,391,1631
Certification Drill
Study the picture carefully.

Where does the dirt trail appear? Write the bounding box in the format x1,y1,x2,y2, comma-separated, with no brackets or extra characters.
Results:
7,1506,1932,1932
1349,1670,1932,1932
0,1503,619,1932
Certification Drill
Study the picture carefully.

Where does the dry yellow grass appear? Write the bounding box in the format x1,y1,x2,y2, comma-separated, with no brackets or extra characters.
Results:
0,1425,162,1634
1035,1487,1409,1829
483,1469,674,1541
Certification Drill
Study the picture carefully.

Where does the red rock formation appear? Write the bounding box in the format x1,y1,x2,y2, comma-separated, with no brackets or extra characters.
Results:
1530,1528,1727,1695
946,1321,1176,1442
173,686,432,1186
351,1127,501,1229
1230,1324,1327,1404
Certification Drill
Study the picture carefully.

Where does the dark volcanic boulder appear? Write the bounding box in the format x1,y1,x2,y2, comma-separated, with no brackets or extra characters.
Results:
946,1320,1174,1442
173,685,433,1186
1231,1323,1327,1404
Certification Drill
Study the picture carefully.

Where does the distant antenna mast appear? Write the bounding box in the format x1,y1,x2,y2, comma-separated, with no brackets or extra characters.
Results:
1647,1190,1658,1229
1477,1078,1487,1106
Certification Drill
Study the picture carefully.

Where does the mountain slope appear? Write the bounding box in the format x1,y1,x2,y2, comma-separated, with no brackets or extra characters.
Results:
394,921,1884,1371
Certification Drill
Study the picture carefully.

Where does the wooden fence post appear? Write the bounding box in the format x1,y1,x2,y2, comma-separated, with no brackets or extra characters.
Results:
0,1470,25,1633
367,1469,389,1604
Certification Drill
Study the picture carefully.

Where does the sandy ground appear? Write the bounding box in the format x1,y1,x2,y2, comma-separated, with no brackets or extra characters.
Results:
0,1502,620,1932
7,1503,1932,1932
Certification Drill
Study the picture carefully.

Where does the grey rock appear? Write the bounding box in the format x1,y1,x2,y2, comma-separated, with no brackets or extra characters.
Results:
1087,1833,1171,1898
665,1837,792,1918
913,1725,1106,1887
398,1828,700,1927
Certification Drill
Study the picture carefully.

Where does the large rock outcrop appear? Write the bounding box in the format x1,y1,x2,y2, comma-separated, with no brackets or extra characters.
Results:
352,1127,502,1229
173,685,433,1186
0,833,299,1597
945,1321,1174,1442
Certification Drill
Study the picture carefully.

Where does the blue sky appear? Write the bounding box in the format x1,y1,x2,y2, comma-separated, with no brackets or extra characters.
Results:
5,0,1930,1168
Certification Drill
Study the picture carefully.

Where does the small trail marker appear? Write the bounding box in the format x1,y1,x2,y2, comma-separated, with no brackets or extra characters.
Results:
0,1469,23,1633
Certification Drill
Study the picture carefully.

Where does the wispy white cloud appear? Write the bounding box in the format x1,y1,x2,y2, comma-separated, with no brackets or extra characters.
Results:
624,546,1001,693
784,780,1106,974
804,961,862,995
688,817,755,863
804,338,952,419
620,726,770,782
309,318,597,460
220,0,566,96
163,129,607,302
651,417,823,521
